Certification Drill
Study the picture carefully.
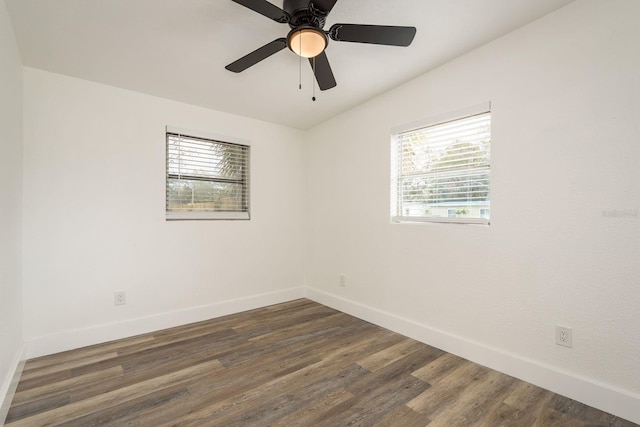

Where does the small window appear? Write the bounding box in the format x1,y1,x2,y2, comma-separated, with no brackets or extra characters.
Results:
166,128,250,220
391,104,491,225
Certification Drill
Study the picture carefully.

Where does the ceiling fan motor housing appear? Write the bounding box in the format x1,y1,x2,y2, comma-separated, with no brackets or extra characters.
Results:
284,0,327,29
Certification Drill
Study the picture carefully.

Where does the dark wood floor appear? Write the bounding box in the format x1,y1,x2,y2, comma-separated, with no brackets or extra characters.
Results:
6,299,637,426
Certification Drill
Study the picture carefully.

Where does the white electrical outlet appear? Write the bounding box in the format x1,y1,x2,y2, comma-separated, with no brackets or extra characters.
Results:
339,274,346,287
556,325,572,348
114,291,126,306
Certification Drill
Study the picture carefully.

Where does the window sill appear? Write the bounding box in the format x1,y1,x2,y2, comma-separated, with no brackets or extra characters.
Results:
391,216,489,226
166,211,250,221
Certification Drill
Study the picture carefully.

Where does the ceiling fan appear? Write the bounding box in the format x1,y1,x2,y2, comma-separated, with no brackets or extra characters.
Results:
226,0,417,91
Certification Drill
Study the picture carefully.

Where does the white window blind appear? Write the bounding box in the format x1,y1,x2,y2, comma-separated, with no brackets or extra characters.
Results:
166,131,250,220
391,108,491,225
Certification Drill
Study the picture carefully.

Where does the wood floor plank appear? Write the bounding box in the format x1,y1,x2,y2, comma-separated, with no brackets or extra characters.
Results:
7,299,637,427
179,326,402,423
57,385,190,427
374,405,431,427
357,338,428,372
348,344,442,400
218,313,359,369
22,335,155,372
426,369,518,427
411,351,468,383
503,381,554,411
269,389,357,427
548,393,625,425
318,371,429,426
119,328,241,375
165,334,397,425
195,363,368,427
6,359,223,426
484,380,555,427
536,406,586,427
134,338,335,425
232,302,338,335
18,352,119,382
481,402,541,427
407,358,491,417
65,347,226,405
114,322,237,357
247,312,355,345
15,333,252,416
11,365,124,406
187,338,328,397
6,393,71,424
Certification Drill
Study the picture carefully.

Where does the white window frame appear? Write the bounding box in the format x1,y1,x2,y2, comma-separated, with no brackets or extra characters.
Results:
390,102,491,226
166,126,251,221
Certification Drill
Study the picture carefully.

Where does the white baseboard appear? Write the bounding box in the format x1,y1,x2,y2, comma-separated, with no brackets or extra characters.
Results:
0,343,27,426
306,288,640,425
26,287,307,359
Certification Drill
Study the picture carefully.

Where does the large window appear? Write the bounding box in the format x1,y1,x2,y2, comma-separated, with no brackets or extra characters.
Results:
166,128,250,220
391,104,491,225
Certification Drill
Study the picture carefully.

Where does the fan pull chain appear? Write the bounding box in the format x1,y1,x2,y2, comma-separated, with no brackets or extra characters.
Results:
298,33,302,90
312,56,317,101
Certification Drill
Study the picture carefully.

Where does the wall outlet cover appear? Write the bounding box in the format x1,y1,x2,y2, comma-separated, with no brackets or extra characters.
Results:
556,325,573,348
114,291,126,306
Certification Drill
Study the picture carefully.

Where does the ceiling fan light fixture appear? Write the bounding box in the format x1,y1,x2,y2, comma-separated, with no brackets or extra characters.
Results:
287,27,327,58
227,0,417,91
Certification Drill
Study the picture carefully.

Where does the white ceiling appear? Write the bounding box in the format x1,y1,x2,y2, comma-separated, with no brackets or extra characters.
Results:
6,0,574,129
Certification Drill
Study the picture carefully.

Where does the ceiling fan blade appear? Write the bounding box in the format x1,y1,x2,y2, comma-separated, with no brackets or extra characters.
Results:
231,0,289,23
226,38,287,73
310,0,338,15
329,24,416,46
309,51,337,91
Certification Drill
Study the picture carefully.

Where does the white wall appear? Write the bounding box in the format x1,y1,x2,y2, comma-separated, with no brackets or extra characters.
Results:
0,0,24,421
306,0,640,422
22,68,307,357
